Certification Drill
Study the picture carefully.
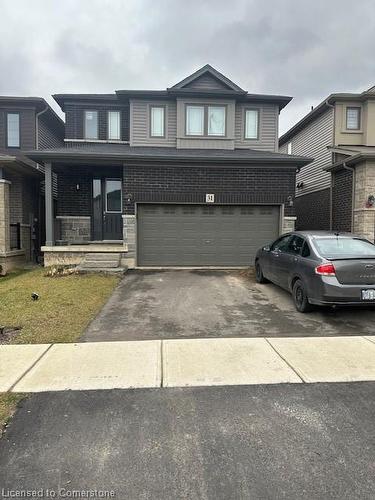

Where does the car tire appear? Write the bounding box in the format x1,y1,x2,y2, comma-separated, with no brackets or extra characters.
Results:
255,261,269,284
292,279,312,313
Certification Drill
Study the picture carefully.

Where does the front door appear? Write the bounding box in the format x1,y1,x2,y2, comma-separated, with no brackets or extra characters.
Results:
92,178,123,240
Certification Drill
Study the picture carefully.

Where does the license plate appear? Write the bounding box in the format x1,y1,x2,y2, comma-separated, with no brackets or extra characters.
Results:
361,289,375,301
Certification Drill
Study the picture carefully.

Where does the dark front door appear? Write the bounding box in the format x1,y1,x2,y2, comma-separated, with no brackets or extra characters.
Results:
92,178,123,241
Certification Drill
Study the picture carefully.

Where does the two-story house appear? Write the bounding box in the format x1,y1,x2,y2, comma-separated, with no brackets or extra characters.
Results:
26,65,310,268
279,85,375,242
0,97,64,274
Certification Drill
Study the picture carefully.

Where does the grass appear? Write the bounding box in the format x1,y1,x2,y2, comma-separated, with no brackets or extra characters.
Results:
0,267,120,344
0,266,120,436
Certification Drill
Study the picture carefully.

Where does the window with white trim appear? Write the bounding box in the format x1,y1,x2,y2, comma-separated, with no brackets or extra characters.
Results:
346,107,361,130
208,106,225,136
7,113,20,147
186,105,204,136
108,111,120,140
245,109,259,139
150,106,165,137
84,110,98,139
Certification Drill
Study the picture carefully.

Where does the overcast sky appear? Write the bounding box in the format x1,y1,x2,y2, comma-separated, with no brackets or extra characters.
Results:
1,0,374,134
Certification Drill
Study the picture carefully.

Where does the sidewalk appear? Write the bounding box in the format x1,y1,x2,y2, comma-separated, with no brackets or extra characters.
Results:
1,336,375,392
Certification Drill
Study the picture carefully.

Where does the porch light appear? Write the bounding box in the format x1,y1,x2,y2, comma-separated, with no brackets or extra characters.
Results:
76,183,80,191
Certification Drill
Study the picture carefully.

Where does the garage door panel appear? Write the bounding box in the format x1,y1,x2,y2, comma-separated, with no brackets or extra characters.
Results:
137,204,280,266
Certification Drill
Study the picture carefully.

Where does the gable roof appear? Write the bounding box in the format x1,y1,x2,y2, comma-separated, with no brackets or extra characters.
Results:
169,64,245,93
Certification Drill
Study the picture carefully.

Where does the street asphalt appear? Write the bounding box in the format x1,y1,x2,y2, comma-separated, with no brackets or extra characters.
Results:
0,383,374,499
81,270,375,342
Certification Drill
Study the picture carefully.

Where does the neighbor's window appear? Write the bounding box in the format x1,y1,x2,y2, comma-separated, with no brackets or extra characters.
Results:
105,179,122,213
346,107,361,130
7,113,20,147
245,109,259,139
287,142,292,154
208,106,226,136
108,111,120,140
150,106,165,137
186,105,204,136
84,110,98,139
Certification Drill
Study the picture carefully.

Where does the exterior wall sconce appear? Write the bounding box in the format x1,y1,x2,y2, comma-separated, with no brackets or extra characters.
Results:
76,183,80,191
287,195,294,207
366,195,375,208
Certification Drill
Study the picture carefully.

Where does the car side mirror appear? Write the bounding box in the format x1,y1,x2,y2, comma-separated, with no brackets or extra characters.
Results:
263,245,271,252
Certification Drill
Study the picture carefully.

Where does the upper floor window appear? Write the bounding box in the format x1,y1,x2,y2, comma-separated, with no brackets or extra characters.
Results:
7,113,20,147
186,105,226,137
244,109,259,139
84,110,98,139
108,111,120,140
208,106,226,136
287,142,292,154
150,106,165,137
346,107,361,130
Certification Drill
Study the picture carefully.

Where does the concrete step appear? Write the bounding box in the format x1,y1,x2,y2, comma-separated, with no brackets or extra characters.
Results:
80,260,120,269
77,266,128,275
84,253,121,261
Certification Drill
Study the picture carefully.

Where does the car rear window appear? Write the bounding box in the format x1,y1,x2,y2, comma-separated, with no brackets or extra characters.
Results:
313,237,375,258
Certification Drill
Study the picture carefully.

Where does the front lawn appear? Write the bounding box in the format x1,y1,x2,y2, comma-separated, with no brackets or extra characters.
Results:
0,267,120,344
0,267,120,436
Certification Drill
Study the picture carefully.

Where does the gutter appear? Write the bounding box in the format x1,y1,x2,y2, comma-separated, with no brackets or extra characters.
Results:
342,161,356,232
325,97,335,230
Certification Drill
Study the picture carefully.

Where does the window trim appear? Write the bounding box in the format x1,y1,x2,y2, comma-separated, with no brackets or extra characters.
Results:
149,105,166,138
185,104,227,138
104,178,122,214
345,106,361,132
244,108,260,140
6,112,20,148
84,110,99,140
107,110,121,141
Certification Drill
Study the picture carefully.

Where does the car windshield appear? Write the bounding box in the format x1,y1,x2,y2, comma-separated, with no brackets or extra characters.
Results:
313,237,375,258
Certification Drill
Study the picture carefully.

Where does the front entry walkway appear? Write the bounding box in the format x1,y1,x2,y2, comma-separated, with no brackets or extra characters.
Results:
81,270,375,342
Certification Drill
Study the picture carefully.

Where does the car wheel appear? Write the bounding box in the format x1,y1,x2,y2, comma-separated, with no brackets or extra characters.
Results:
255,261,269,284
292,279,312,313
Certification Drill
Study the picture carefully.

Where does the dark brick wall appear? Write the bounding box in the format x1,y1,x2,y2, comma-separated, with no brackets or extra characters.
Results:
294,188,331,230
65,104,129,141
332,168,353,232
123,164,297,216
56,166,122,216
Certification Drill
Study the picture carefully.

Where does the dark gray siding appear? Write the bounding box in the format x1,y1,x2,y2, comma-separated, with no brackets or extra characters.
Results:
183,74,230,90
38,112,64,149
235,103,278,152
280,108,334,196
65,104,129,141
123,164,296,216
332,169,353,232
294,189,331,230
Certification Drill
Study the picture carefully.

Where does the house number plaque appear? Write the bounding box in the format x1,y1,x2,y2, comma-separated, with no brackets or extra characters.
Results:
206,194,215,203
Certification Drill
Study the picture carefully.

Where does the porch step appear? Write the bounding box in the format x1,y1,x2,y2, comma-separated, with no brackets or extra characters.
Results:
77,252,125,274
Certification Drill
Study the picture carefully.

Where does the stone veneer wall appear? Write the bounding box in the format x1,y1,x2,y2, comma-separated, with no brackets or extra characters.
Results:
123,215,136,258
282,216,297,234
353,160,375,242
56,216,91,243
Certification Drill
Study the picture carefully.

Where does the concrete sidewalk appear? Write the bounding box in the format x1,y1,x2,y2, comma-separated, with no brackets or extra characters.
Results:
1,336,375,392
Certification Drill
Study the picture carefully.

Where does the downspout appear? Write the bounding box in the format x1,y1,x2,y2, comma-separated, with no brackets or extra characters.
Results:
343,162,355,232
325,98,335,230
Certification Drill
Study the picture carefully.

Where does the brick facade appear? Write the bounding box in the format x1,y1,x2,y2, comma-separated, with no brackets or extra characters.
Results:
122,164,296,216
332,168,353,232
294,188,330,230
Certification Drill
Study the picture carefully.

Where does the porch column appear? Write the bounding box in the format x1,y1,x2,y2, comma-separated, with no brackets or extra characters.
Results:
45,162,54,246
0,168,11,254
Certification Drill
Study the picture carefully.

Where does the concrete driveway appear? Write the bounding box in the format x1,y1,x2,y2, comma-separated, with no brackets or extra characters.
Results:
0,383,374,499
81,270,375,342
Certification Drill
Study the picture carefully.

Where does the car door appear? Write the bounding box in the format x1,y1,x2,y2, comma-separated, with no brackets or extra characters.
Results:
268,235,293,285
277,235,306,289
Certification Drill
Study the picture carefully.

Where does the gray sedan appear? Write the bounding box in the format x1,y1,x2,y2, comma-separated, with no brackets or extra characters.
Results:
255,231,375,312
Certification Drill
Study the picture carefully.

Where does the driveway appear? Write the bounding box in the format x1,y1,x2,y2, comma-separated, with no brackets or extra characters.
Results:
81,270,375,342
0,383,374,499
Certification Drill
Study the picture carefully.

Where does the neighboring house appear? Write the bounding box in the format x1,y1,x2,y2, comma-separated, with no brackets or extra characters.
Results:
279,85,375,242
26,64,310,268
0,97,64,274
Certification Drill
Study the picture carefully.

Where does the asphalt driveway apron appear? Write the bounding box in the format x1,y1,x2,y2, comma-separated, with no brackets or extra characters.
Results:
80,270,375,342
